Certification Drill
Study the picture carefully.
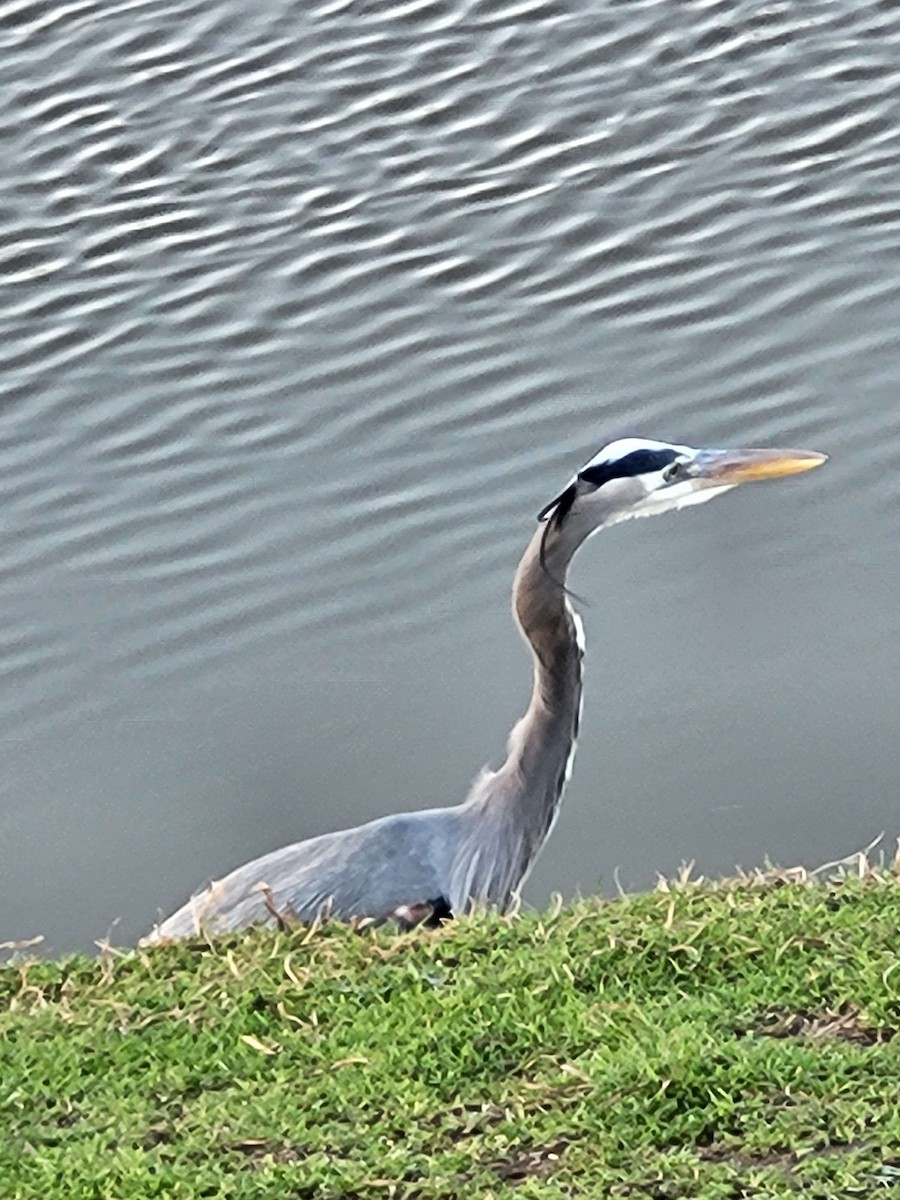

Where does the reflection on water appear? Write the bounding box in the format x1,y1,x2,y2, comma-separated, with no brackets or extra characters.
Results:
0,0,898,953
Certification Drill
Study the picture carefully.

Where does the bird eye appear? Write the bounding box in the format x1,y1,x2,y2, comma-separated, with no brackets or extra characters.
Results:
662,462,683,482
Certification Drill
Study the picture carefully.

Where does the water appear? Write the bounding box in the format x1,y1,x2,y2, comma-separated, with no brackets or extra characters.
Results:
1,0,899,954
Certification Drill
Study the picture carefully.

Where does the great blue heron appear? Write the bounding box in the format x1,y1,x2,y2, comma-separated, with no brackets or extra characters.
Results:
143,437,825,943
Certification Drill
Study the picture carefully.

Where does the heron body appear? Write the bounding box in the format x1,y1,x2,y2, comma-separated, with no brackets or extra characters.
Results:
143,437,824,943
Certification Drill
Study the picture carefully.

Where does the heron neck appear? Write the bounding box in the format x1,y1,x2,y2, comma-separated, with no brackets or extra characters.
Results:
450,521,587,913
490,522,585,858
513,524,584,684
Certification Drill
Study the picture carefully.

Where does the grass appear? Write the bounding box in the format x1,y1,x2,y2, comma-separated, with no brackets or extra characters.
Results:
4,864,900,1198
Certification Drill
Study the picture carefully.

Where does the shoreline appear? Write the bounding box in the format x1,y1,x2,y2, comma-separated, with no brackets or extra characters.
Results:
4,864,900,1197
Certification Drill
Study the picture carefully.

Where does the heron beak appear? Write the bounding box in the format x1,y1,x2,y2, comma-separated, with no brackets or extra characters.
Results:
692,447,828,487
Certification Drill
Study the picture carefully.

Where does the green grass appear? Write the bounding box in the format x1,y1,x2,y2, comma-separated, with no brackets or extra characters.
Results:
4,873,900,1198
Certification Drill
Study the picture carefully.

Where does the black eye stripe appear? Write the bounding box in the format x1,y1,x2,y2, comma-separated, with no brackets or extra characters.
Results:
578,448,679,487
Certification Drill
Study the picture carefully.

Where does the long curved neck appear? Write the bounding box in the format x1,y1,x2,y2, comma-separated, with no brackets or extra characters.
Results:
473,522,586,866
450,518,592,913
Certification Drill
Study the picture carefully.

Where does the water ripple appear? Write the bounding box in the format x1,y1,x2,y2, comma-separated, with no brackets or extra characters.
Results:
1,0,898,949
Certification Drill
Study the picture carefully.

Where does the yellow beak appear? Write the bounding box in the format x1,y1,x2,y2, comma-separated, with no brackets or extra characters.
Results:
693,447,828,486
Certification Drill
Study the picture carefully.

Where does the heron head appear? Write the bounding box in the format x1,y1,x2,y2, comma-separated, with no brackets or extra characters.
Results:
538,437,827,537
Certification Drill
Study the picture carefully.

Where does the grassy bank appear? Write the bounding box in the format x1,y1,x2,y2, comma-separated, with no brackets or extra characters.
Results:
4,871,900,1199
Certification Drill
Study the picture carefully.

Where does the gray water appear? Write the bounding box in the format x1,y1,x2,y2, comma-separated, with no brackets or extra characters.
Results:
1,0,899,955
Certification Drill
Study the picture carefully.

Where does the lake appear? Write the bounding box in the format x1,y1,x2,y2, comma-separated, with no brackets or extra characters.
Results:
1,0,898,953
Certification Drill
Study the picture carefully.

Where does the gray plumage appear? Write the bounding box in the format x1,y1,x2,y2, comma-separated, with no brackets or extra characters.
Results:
142,437,825,943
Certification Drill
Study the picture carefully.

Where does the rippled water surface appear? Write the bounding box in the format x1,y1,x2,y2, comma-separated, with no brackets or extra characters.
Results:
2,0,899,952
